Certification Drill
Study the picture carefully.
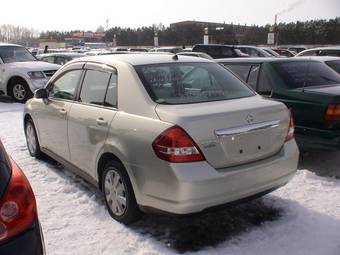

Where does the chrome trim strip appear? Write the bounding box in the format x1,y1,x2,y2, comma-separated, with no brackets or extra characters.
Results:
214,120,280,137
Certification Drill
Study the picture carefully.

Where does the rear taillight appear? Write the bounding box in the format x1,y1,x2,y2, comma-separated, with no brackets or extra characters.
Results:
0,160,37,243
325,104,340,121
152,126,205,163
285,112,295,142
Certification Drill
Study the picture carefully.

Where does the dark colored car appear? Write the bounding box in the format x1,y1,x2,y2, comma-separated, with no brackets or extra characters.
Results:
235,45,273,57
0,140,44,255
36,52,86,65
306,56,340,75
192,44,248,59
218,57,340,150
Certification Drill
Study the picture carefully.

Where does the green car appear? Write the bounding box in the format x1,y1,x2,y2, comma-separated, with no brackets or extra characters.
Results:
218,57,340,150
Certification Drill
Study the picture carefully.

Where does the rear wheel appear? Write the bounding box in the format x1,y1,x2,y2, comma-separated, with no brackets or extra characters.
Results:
102,161,142,224
25,119,41,158
10,79,32,103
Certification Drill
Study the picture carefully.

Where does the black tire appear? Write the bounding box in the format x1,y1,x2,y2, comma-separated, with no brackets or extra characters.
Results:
101,161,142,224
10,79,33,103
25,119,42,158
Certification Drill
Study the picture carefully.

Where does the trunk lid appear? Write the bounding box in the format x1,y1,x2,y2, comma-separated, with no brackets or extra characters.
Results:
155,96,290,168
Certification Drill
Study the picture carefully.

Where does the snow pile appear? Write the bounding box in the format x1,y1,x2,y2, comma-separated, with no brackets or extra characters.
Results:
0,102,339,255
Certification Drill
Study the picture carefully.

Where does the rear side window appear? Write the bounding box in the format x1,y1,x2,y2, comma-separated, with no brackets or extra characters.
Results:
247,65,260,89
50,70,83,100
79,70,111,105
319,50,340,57
272,61,340,88
326,60,340,75
0,143,11,198
225,64,251,82
298,50,318,56
221,47,234,58
135,62,254,105
104,72,118,108
258,70,273,94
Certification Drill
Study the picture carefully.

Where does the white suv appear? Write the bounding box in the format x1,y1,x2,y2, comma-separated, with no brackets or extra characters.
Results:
0,43,60,102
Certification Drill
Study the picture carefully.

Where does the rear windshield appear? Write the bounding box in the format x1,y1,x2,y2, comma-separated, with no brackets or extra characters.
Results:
325,60,340,75
0,142,11,197
135,62,255,105
272,61,340,89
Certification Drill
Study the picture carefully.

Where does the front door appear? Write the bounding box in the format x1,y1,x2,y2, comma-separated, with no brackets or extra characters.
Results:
37,69,83,160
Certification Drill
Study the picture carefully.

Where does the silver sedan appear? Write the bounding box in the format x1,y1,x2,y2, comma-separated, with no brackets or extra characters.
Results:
24,54,299,224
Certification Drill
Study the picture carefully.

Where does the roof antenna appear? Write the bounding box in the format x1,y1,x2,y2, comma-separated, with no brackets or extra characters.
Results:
172,54,179,60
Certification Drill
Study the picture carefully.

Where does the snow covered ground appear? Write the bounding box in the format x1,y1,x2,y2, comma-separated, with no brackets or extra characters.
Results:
0,102,340,255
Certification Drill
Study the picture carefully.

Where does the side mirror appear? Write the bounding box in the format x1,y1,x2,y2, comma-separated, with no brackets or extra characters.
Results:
34,88,48,99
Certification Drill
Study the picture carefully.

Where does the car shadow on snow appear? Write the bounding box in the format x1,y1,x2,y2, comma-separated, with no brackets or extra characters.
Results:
131,199,282,253
41,154,283,253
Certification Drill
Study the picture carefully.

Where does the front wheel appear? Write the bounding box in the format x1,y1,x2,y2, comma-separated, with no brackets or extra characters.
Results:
102,161,142,224
25,119,41,158
11,81,32,103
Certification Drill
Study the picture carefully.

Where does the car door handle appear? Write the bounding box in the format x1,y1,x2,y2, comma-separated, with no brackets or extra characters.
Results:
59,109,67,116
96,118,107,126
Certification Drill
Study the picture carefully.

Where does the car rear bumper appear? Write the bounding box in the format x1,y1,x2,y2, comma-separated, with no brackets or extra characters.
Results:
295,126,340,150
0,220,45,255
136,139,299,214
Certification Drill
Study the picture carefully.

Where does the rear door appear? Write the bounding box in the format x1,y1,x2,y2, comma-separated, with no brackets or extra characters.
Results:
67,63,118,176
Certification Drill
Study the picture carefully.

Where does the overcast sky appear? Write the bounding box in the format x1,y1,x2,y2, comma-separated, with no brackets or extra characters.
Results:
1,0,339,31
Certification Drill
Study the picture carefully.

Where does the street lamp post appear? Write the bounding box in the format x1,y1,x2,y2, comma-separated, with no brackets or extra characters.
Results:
203,27,209,44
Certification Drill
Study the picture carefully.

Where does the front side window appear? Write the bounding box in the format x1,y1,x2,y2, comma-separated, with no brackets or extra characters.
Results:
135,62,254,105
79,70,111,105
50,70,83,100
0,46,36,63
43,56,55,63
56,56,69,65
272,61,340,89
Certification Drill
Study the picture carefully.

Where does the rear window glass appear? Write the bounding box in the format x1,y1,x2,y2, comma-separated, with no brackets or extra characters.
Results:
272,61,340,89
135,62,254,105
0,143,11,197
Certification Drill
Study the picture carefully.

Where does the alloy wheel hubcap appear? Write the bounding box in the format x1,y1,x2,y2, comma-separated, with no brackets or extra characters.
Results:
13,84,26,100
104,169,127,216
26,124,37,153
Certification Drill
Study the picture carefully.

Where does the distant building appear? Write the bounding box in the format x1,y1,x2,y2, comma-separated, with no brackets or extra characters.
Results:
38,39,66,49
65,31,106,47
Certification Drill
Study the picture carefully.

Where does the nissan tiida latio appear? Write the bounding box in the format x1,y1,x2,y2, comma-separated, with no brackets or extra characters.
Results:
24,54,299,224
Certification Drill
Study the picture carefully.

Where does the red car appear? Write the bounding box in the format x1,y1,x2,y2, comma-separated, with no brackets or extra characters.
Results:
0,140,45,255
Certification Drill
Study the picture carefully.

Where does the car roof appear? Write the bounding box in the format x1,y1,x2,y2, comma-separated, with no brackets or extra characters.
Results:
301,46,340,51
216,57,331,64
0,43,24,47
71,53,212,66
37,52,86,57
193,44,234,47
303,56,340,62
